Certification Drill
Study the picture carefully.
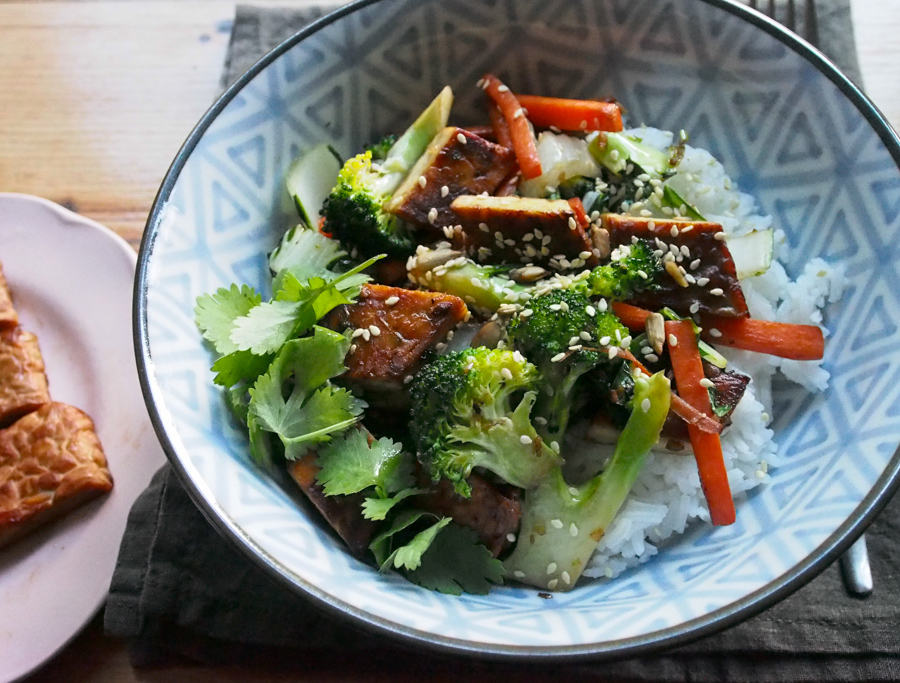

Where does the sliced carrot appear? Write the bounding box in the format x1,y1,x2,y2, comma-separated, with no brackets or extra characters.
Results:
515,94,623,132
611,301,653,331
665,320,735,526
487,100,513,150
701,316,825,361
481,74,542,180
567,197,590,229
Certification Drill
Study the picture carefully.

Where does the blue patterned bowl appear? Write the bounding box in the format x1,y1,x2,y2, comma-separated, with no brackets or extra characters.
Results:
135,0,900,658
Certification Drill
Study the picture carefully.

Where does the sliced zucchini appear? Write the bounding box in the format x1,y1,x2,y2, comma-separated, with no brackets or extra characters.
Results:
381,85,454,176
285,144,343,227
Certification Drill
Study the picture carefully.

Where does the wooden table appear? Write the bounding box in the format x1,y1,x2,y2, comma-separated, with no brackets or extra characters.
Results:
2,0,899,680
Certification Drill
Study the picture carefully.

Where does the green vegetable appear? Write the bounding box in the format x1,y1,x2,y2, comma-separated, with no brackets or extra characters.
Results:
506,288,629,440
407,249,529,313
503,371,671,590
284,143,343,228
409,347,562,497
248,326,366,462
321,87,453,258
315,429,422,521
581,240,663,300
589,131,670,176
727,228,774,280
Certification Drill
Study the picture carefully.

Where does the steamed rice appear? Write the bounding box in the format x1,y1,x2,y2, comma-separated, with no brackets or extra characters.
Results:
576,128,845,580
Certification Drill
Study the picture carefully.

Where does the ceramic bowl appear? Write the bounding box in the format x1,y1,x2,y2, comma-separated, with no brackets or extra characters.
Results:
135,0,900,658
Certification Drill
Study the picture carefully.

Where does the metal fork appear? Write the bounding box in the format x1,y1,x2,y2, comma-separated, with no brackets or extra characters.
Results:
745,0,873,599
747,0,819,45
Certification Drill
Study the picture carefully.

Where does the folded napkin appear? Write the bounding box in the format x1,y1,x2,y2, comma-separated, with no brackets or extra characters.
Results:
106,3,894,681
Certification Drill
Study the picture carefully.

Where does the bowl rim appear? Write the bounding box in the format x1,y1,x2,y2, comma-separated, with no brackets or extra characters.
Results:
133,0,900,661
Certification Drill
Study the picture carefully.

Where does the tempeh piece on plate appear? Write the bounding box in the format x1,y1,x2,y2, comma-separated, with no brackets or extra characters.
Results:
0,402,113,549
0,264,18,331
0,328,50,428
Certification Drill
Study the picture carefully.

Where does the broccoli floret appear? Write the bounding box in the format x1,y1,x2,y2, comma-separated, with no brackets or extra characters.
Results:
409,347,562,497
506,289,630,440
503,370,671,590
321,150,415,260
581,239,663,300
366,134,396,161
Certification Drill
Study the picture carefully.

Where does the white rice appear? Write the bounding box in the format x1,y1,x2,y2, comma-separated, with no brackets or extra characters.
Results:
578,128,845,580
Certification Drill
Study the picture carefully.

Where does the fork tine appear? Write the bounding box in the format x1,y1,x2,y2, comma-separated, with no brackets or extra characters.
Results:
804,0,820,46
785,0,796,32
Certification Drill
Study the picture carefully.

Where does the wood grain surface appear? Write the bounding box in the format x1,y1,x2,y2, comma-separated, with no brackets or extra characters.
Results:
2,0,899,681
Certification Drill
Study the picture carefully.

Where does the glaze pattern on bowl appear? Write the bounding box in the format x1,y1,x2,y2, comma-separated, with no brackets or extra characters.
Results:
138,0,900,654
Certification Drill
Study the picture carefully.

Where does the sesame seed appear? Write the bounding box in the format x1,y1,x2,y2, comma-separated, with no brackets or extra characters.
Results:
579,331,592,341
696,277,710,287
608,347,618,359
569,523,579,537
586,305,596,316
504,238,516,246
520,434,533,446
568,217,577,230
670,226,679,237
680,245,690,257
550,352,567,362
368,325,381,336
440,185,449,198
542,235,552,246
681,224,694,233
710,287,724,296
513,108,524,119
647,220,656,230
349,344,357,353
599,336,611,345
535,416,548,425
645,353,659,362
522,233,534,242
507,533,516,542
551,441,560,453
641,397,651,413
457,132,467,144
546,562,557,574
362,329,371,341
561,571,572,585
548,579,559,589
579,250,592,260
699,378,714,388
668,334,677,346
417,175,427,188
710,327,722,338
569,336,581,346
640,209,652,216
559,301,569,312
520,308,533,317
351,328,365,338
689,302,700,314
638,269,648,279
514,570,525,578
501,367,513,380
755,469,766,479
549,304,562,311
550,519,563,529
690,259,701,270
597,299,608,312
428,208,438,224
497,84,509,92
385,296,400,306
714,232,727,241
568,344,583,351
579,119,588,129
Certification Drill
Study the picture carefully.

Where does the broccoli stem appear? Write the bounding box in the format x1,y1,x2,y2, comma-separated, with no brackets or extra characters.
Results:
503,371,671,591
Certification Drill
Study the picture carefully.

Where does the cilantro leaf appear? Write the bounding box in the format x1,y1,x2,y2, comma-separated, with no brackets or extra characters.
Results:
362,488,424,521
269,225,347,291
315,429,411,497
369,509,429,567
387,517,451,572
211,349,274,387
406,523,506,595
249,327,365,457
195,284,261,355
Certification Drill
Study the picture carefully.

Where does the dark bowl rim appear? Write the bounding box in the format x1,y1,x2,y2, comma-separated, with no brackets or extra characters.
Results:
133,0,900,661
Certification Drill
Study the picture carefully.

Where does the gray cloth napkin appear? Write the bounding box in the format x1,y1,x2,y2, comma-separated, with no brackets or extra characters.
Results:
105,3,895,681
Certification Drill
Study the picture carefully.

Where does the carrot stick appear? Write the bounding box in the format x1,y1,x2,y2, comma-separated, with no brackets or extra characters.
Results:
701,316,825,361
487,100,513,150
567,197,590,229
665,320,735,526
515,95,623,132
481,74,542,180
611,301,652,331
